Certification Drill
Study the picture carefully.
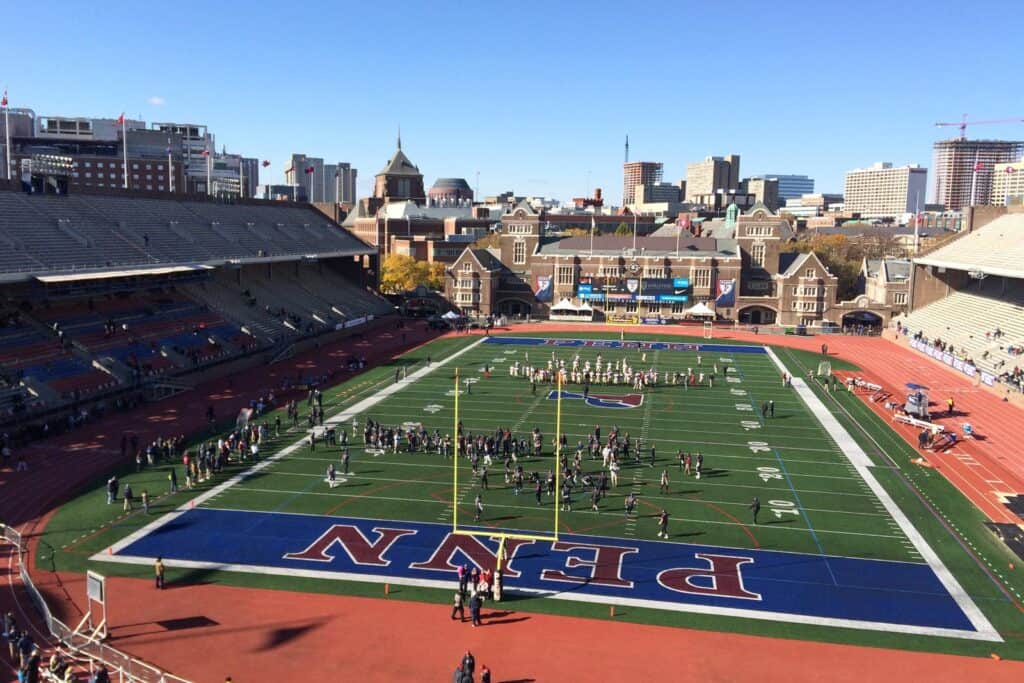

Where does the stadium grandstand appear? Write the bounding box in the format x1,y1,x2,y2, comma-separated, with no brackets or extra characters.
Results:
0,182,391,436
895,208,1024,395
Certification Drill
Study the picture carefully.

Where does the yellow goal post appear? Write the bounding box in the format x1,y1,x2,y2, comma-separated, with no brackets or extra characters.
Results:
451,368,563,571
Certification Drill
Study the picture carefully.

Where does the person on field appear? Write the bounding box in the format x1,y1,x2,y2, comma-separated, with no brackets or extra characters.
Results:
750,496,761,524
474,494,484,522
469,593,483,627
660,468,670,494
657,508,669,539
451,588,465,622
154,557,165,589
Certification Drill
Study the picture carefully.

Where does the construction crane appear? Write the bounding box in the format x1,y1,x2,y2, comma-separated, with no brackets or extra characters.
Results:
935,114,1024,140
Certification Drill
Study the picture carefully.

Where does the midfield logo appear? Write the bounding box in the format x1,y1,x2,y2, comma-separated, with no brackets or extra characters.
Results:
547,390,644,409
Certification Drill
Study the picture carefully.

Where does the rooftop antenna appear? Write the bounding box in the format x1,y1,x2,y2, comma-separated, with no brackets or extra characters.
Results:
624,135,629,164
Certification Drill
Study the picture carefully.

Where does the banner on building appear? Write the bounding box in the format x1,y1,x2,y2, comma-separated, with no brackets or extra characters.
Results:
534,275,553,302
716,279,736,307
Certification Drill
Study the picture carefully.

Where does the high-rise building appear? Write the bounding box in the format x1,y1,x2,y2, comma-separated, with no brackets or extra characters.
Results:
739,177,780,211
622,161,663,205
843,162,927,218
991,162,1024,206
932,138,1024,210
333,162,357,204
761,174,814,201
685,155,740,201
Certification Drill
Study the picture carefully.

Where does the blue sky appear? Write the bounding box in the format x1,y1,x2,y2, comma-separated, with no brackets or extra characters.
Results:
5,1,1022,203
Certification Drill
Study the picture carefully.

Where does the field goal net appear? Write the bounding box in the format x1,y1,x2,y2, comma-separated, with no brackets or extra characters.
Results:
451,369,562,570
817,361,832,377
703,321,714,339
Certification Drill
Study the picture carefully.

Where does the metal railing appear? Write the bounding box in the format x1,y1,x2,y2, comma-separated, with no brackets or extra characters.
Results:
2,524,192,683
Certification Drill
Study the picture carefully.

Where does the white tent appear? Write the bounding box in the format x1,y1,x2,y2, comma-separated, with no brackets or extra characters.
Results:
550,298,580,312
441,310,461,320
687,302,715,318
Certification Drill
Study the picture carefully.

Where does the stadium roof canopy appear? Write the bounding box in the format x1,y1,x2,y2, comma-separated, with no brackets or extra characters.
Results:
914,213,1024,279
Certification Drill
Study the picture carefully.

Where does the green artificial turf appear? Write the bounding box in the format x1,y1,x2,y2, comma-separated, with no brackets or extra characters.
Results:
37,331,1024,659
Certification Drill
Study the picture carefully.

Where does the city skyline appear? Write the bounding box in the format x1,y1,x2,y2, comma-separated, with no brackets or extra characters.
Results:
3,1,1022,203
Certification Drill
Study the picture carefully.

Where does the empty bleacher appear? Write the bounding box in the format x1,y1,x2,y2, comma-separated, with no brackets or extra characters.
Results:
0,188,373,274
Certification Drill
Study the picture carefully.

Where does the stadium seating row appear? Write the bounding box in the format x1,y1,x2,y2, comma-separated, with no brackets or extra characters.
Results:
898,280,1024,379
0,190,369,273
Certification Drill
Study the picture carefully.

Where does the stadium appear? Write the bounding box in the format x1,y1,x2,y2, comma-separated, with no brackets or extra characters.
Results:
2,180,1024,683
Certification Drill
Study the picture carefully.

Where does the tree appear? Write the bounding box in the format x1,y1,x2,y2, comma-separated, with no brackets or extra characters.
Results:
783,235,862,300
614,222,632,236
379,254,444,293
471,233,500,249
563,227,590,237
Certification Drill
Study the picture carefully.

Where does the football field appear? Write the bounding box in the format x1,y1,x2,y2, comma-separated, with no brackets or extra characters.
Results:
90,333,999,642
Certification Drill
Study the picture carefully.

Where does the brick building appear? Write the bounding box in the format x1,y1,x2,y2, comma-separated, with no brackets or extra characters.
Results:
445,201,899,328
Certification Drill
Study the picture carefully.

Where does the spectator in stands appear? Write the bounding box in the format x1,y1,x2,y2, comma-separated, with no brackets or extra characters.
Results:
90,664,111,683
19,646,40,683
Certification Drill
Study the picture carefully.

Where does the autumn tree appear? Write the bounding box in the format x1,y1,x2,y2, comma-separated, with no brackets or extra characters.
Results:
614,222,632,236
379,254,445,293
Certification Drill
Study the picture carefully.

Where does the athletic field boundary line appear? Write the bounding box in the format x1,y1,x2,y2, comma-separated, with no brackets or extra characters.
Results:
92,337,486,558
762,345,1001,642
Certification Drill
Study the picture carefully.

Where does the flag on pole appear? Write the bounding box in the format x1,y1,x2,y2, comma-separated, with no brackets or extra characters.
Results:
262,160,270,168
116,113,125,126
201,148,210,156
305,166,315,174
1,89,7,107
973,162,984,172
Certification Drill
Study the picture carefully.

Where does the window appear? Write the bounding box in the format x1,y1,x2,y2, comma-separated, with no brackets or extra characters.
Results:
647,303,661,313
97,162,105,168
145,164,152,170
146,174,152,180
601,265,622,277
109,173,116,179
625,301,638,313
146,184,153,190
84,161,91,168
693,269,711,289
132,174,139,180
458,279,474,289
792,287,798,296
557,266,574,286
671,302,687,314
606,301,618,312
513,241,526,265
157,164,164,171
805,268,815,278
132,163,139,170
746,226,772,236
645,266,665,278
85,172,92,178
462,262,472,272
751,243,766,267
894,292,908,305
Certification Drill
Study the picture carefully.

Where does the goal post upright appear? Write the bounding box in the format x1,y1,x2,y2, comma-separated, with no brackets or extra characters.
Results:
450,364,561,558
553,370,562,542
452,368,459,531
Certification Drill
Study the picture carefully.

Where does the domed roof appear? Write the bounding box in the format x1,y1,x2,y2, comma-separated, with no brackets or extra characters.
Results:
431,177,472,191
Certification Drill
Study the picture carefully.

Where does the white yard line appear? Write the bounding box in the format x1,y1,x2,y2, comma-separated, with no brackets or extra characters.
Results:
763,346,1001,642
93,337,486,557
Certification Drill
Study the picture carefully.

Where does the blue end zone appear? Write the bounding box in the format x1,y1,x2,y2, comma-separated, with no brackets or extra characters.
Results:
113,508,978,635
483,337,766,354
